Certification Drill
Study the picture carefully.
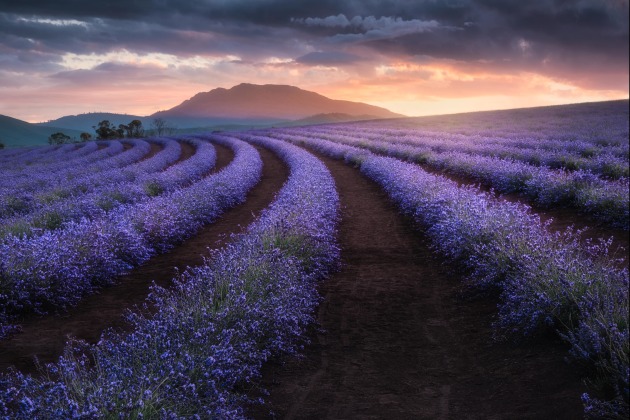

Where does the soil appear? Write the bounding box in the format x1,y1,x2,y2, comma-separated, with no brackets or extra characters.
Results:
250,154,586,419
172,141,195,165
144,141,163,160
0,143,289,374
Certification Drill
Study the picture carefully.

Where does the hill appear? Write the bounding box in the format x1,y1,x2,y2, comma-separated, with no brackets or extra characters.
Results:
152,83,403,121
38,112,149,134
0,115,83,148
31,84,402,134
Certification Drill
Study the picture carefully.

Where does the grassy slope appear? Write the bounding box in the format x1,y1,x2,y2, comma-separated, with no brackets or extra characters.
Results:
0,114,83,148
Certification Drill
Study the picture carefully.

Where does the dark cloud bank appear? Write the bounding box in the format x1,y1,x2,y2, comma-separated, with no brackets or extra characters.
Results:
0,0,627,89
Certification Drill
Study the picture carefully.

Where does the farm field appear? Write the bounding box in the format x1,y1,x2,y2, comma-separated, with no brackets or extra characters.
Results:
0,100,628,418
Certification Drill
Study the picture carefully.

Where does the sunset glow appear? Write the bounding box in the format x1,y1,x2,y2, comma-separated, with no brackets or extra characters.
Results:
0,1,627,122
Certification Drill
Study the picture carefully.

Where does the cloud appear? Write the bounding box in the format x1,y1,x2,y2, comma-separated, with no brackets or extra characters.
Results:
295,51,363,65
297,14,351,27
292,14,441,41
0,0,626,121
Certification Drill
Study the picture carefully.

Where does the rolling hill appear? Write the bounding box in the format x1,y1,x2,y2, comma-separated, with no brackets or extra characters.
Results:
38,112,148,133
18,84,403,141
0,115,83,148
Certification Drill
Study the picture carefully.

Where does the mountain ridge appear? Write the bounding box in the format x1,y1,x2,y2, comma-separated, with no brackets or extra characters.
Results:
33,83,401,133
152,83,403,120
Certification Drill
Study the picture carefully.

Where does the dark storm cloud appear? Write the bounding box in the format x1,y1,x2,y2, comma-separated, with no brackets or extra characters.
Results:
1,1,627,55
0,0,344,25
291,1,628,54
0,0,627,89
0,12,310,68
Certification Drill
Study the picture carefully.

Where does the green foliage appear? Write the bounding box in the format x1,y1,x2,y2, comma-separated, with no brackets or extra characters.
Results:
0,220,33,240
37,188,72,205
143,181,164,197
33,211,64,230
94,120,118,140
95,119,145,139
48,132,71,145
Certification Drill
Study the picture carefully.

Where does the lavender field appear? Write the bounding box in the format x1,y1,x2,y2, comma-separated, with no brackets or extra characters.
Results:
0,100,628,418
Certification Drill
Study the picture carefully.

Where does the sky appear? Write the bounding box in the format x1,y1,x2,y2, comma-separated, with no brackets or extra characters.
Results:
0,0,628,122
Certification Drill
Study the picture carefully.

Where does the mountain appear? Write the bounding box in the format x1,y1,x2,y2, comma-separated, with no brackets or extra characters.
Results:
39,112,148,133
0,114,83,148
152,83,403,121
29,83,402,135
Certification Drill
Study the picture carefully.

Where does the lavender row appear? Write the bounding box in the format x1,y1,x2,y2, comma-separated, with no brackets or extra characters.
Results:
275,127,629,230
0,140,157,220
0,145,63,168
0,140,128,193
0,144,79,170
10,143,80,167
0,144,89,170
0,139,212,238
0,146,39,163
277,133,628,417
2,142,103,170
0,135,340,418
312,125,628,179
0,140,125,184
0,136,260,339
357,99,629,152
321,120,629,158
0,140,138,192
0,139,180,227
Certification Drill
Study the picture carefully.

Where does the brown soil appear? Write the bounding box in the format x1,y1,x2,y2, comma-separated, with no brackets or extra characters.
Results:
251,154,586,419
172,141,195,165
144,141,163,160
0,144,289,374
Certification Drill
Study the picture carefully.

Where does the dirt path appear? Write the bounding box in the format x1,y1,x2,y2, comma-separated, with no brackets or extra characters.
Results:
172,140,195,165
0,144,288,374
252,155,585,419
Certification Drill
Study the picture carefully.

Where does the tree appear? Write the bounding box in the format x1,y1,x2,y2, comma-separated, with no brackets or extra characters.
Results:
48,132,71,145
94,120,118,140
80,132,92,142
151,118,175,136
128,119,144,138
118,123,129,138
116,125,125,138
0,141,4,149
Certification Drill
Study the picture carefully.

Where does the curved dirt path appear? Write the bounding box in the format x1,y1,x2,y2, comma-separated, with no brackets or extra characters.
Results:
0,144,288,374
172,140,195,165
252,154,585,419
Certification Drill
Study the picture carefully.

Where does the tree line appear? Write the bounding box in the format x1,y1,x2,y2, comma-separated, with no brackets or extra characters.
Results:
47,118,175,145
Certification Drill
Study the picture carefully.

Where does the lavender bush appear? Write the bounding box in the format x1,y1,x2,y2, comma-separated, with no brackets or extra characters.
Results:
0,135,340,418
273,131,629,418
0,136,259,339
0,141,126,190
0,141,138,220
311,123,628,179
0,138,215,238
272,127,629,229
